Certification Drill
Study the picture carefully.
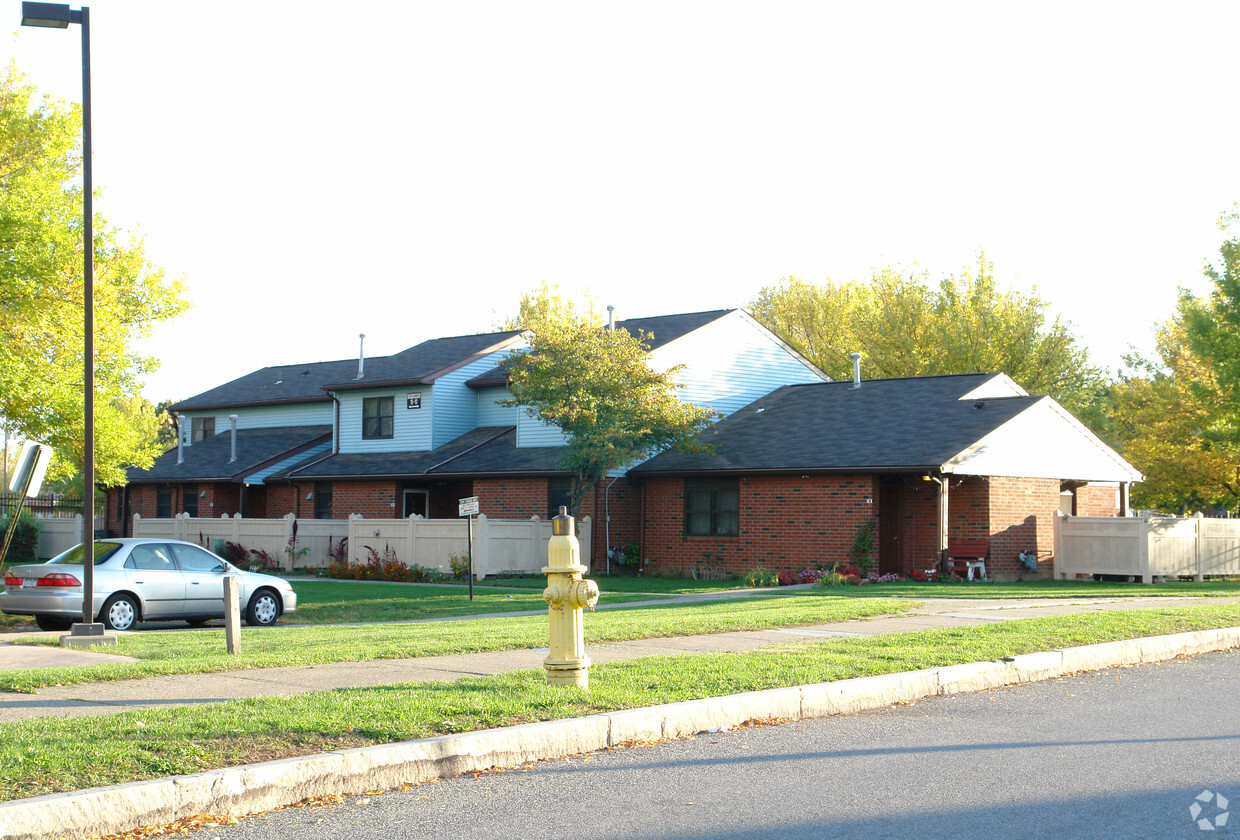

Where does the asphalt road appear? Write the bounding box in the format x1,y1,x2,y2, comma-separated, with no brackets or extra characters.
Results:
178,649,1240,840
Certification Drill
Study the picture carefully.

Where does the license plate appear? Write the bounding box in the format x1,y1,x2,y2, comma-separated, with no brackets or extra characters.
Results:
20,578,35,589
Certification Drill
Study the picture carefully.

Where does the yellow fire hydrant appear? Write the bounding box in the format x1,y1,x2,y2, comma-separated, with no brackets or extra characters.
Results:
542,506,600,687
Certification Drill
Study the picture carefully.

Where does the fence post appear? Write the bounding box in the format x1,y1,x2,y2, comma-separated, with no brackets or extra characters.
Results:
406,513,418,567
1052,511,1063,579
529,516,541,572
132,512,141,538
583,516,593,572
348,513,361,564
74,513,84,547
1139,512,1153,584
474,513,489,579
1194,512,1205,581
231,512,242,546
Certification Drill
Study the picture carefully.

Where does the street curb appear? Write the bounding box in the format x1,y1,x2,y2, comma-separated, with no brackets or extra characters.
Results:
3,626,1238,840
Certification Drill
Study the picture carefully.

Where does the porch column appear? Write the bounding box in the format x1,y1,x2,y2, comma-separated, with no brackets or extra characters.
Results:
938,477,949,569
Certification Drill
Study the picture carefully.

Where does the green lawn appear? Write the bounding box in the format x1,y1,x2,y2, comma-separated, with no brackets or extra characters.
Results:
288,580,664,623
827,577,1240,599
0,593,916,692
2,603,1236,802
470,573,749,594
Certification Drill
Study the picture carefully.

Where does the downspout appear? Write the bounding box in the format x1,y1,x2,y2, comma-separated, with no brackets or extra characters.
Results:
925,473,948,572
330,392,341,454
604,475,619,575
176,414,185,464
228,415,238,462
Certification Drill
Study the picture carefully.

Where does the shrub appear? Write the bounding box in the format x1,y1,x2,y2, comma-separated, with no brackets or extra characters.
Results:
743,566,779,588
849,518,877,576
815,570,847,588
777,570,796,586
449,553,471,579
249,547,280,571
0,511,40,564
326,536,348,565
220,541,249,565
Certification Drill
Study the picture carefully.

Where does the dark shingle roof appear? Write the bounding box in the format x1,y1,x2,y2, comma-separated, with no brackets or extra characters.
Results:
324,331,525,391
125,426,332,483
170,362,355,411
171,331,525,410
630,374,1036,475
466,309,734,388
274,427,569,480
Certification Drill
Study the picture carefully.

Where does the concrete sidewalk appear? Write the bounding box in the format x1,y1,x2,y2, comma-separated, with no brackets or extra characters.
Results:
1,594,1232,723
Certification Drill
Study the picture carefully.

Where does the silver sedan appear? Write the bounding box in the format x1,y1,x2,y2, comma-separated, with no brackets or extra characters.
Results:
0,538,298,632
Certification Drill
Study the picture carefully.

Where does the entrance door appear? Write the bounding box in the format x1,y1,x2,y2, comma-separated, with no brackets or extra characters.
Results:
403,489,429,518
878,479,903,575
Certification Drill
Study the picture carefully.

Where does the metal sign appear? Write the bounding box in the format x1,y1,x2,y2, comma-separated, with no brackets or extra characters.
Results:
458,496,479,517
406,392,422,410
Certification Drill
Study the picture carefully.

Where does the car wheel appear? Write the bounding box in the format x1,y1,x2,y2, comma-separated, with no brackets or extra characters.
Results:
34,614,73,632
100,594,138,631
245,589,281,627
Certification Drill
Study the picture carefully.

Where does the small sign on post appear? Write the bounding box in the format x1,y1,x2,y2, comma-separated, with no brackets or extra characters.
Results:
223,575,241,654
459,496,479,600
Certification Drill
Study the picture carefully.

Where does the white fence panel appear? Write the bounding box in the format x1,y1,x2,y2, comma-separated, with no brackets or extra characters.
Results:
35,515,83,559
1055,512,1240,582
129,513,591,578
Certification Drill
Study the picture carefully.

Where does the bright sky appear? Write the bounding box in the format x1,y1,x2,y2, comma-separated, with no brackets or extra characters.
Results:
6,1,1238,403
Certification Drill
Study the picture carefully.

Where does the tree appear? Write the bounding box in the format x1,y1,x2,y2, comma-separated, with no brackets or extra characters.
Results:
1112,209,1240,513
750,255,1107,430
0,67,188,486
501,290,717,518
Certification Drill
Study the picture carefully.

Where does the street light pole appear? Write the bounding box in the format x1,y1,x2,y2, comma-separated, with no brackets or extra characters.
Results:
21,2,109,644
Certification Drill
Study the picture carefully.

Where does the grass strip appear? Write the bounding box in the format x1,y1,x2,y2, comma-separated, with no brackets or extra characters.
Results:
468,574,753,594
2,604,1237,802
830,578,1240,599
287,580,665,624
0,594,914,692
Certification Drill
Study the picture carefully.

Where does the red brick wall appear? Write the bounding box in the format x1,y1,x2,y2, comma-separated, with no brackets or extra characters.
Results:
986,476,1059,579
1075,483,1121,517
326,480,400,518
267,484,297,518
640,474,877,577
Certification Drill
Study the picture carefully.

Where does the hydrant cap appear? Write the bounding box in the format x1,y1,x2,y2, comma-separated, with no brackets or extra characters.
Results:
552,506,574,536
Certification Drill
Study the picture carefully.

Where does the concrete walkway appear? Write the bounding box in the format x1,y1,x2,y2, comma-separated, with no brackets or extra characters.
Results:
2,594,1233,724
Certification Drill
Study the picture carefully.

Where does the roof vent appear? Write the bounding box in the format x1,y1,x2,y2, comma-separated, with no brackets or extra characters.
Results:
356,333,366,379
607,305,615,330
274,369,283,385
850,352,862,389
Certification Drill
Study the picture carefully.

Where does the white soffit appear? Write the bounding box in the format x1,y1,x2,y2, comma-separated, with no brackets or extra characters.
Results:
943,396,1143,482
959,373,1027,400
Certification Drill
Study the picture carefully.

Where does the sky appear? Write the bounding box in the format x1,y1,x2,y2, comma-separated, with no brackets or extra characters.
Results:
5,1,1239,404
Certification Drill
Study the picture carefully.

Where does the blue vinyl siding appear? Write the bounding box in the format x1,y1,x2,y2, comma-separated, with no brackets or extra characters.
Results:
179,404,332,445
432,351,514,448
477,386,519,427
649,311,827,416
337,388,432,453
516,409,567,447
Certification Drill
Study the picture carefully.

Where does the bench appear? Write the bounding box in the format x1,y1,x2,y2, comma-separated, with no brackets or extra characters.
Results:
945,539,989,581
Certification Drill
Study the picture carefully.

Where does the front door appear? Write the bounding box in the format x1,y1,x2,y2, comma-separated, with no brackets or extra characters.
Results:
403,489,429,518
878,479,903,575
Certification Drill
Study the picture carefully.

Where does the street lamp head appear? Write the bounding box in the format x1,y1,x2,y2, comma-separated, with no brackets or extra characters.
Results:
21,2,74,28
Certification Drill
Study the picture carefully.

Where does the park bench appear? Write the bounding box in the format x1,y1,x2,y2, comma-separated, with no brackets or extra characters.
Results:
945,539,989,581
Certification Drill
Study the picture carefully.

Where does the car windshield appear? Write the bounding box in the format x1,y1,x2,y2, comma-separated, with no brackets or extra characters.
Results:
48,542,122,566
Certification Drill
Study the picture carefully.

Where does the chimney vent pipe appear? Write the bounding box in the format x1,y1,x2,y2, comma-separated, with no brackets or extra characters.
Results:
229,415,239,463
357,333,366,379
850,352,862,389
606,305,615,330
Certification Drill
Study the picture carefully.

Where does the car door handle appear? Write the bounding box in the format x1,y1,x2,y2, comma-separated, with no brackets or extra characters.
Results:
190,581,200,586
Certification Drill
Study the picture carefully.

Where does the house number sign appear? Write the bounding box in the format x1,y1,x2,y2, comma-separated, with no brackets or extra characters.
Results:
407,392,422,410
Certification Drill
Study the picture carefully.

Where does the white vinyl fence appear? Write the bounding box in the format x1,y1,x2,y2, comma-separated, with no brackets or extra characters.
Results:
130,513,592,578
34,514,105,559
1054,511,1240,583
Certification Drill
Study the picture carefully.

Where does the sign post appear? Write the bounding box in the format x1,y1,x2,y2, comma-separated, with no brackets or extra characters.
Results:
458,496,479,600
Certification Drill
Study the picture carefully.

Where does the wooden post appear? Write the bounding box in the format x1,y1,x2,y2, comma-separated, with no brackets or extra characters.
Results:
223,575,241,654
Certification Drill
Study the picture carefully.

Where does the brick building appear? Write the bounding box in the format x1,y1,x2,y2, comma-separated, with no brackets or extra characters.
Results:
105,309,1140,579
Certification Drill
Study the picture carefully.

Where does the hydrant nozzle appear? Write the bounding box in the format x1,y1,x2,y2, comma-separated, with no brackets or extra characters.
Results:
543,506,599,687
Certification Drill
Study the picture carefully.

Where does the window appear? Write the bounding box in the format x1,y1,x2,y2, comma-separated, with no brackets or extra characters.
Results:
156,487,172,518
548,478,572,518
125,544,175,572
314,482,333,519
182,484,198,517
169,543,226,572
363,396,394,439
191,417,215,443
685,479,739,536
